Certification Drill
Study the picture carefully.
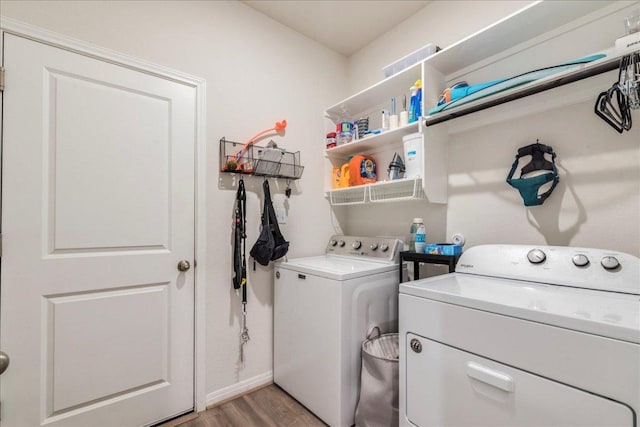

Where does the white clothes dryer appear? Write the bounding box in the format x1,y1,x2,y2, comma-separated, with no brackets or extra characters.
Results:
274,235,403,427
399,244,639,427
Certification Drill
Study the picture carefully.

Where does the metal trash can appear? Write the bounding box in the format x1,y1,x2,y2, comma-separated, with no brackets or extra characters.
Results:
355,326,399,427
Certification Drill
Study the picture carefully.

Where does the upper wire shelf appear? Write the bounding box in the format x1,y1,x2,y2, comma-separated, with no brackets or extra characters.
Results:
219,137,304,180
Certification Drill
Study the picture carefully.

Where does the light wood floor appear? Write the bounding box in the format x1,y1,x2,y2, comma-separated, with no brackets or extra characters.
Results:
170,384,327,427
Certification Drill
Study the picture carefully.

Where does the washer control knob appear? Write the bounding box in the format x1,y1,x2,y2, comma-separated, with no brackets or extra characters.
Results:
370,243,379,251
601,256,620,270
329,240,337,247
338,240,346,247
380,244,389,252
572,254,590,267
527,248,546,264
410,338,422,353
352,241,362,250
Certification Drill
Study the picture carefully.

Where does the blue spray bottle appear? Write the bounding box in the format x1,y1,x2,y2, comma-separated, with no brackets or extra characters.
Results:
414,79,422,120
409,79,422,123
408,84,418,123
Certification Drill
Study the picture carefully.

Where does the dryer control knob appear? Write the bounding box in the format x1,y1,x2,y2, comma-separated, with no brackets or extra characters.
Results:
329,240,337,247
601,256,620,270
352,241,362,250
380,244,389,252
370,243,379,251
527,248,546,264
338,240,346,247
572,254,590,267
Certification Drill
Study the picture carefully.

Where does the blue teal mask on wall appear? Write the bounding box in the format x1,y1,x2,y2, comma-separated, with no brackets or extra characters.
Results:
506,142,559,207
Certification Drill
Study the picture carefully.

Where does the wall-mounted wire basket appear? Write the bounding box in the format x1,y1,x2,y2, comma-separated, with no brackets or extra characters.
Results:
219,137,304,180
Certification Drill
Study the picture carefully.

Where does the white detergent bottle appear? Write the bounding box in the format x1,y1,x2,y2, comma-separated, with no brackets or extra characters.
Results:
403,133,423,179
415,220,426,253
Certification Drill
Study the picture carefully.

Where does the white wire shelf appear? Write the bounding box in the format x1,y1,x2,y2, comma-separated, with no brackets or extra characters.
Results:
326,177,425,205
369,178,425,203
327,186,367,205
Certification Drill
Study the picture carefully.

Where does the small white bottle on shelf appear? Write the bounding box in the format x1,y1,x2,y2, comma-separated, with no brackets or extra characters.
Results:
381,109,390,131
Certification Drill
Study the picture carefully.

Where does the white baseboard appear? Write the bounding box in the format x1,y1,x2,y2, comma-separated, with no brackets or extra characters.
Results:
205,371,273,408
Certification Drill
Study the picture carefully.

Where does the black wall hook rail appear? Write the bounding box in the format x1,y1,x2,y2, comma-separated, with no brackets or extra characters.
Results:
425,56,624,126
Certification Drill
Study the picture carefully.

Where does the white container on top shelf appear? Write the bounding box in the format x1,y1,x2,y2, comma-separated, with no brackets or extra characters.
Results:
324,0,636,206
383,43,439,78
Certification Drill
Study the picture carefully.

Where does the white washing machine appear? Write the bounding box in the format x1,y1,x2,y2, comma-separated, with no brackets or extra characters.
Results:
274,235,403,427
399,244,639,427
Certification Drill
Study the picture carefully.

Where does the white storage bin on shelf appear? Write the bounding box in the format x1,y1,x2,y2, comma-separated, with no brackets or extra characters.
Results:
383,43,439,78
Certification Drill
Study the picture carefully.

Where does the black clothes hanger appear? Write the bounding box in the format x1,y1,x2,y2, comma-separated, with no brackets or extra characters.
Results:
594,53,638,133
595,80,632,133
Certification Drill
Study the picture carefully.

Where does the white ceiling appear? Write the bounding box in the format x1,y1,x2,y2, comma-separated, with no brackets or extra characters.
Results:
241,0,430,56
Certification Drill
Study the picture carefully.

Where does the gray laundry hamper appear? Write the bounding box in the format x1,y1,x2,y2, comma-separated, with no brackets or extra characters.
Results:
355,326,399,427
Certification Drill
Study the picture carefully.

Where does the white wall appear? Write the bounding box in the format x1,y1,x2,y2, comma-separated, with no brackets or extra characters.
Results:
0,0,345,397
345,0,640,257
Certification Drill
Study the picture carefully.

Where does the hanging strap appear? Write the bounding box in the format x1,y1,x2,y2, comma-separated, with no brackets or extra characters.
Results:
261,179,271,227
233,179,247,290
262,180,282,238
235,179,250,363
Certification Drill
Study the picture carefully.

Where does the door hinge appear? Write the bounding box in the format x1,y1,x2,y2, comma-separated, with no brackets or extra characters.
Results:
0,67,4,92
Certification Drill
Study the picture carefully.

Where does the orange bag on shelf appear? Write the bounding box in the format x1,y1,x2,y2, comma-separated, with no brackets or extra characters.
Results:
348,155,377,186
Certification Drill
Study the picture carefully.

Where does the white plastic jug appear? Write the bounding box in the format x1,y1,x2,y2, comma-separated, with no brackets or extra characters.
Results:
403,133,423,179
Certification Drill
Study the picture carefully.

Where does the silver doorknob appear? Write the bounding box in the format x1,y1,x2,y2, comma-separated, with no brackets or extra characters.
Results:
177,260,191,272
0,351,9,375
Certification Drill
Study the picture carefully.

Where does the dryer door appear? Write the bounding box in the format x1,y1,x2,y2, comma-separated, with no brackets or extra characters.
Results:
404,333,634,427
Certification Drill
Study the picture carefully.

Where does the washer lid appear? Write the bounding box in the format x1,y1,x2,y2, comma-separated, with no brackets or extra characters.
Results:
400,273,640,344
277,255,397,280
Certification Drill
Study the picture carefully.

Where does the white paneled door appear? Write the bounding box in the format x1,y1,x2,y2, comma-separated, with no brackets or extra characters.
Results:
1,34,196,426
